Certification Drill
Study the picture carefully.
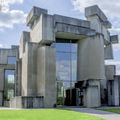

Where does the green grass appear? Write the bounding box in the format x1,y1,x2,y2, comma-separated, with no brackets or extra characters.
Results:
96,108,120,114
0,109,104,120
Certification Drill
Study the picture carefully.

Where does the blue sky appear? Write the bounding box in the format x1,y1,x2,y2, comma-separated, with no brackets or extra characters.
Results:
0,0,120,74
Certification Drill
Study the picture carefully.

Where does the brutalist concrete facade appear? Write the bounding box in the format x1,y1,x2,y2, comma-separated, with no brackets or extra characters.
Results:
0,5,120,108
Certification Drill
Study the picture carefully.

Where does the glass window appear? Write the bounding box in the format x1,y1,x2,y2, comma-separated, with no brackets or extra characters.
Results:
7,89,14,100
56,40,78,106
4,70,15,101
71,44,78,53
8,57,16,64
56,43,70,52
56,52,70,81
72,53,77,81
8,75,14,83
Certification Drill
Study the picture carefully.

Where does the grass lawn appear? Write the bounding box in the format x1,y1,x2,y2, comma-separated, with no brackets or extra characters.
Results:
96,108,120,114
0,109,104,120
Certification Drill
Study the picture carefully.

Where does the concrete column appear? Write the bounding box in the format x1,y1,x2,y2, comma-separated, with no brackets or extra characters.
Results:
108,77,119,106
15,59,22,96
83,80,101,107
0,92,3,106
37,46,56,107
77,35,105,81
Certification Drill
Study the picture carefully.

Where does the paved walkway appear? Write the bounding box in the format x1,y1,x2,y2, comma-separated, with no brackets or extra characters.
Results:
67,108,120,120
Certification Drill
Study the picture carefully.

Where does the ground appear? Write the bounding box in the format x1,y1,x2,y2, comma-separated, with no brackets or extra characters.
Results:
0,109,104,120
96,108,120,114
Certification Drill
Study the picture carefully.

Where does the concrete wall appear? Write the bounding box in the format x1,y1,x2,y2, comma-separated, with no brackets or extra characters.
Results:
37,46,56,107
30,14,54,44
19,31,30,59
77,35,105,81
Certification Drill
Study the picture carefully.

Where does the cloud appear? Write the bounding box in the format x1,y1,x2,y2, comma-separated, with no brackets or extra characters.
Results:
0,10,27,28
2,0,24,11
0,44,3,48
0,0,27,30
56,60,77,81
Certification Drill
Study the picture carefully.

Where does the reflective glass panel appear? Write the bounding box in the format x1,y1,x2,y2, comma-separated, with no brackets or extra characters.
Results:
4,70,15,101
8,57,16,64
72,53,77,81
56,43,70,52
56,52,70,81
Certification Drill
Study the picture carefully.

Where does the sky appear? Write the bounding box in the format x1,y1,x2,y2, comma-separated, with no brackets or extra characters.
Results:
0,0,120,75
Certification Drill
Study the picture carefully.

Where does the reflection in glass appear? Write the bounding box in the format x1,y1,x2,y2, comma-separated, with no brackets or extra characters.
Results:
56,43,70,52
4,70,15,101
56,40,78,106
8,57,16,64
56,52,70,81
72,53,77,81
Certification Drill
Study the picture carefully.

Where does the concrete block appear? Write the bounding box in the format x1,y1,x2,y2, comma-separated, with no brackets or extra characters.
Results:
77,35,105,81
37,46,56,107
19,31,30,59
103,21,112,29
105,65,116,80
30,14,54,44
0,92,3,106
56,23,96,38
54,14,90,28
110,35,119,44
27,6,48,27
85,5,108,22
104,43,113,60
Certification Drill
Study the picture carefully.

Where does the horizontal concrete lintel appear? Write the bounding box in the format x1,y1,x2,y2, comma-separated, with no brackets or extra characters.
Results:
26,6,48,26
0,64,15,69
103,21,112,29
85,5,108,22
54,14,90,28
110,35,119,44
56,23,96,37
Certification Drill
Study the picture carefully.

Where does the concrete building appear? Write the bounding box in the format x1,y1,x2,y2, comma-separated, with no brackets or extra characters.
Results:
0,5,119,108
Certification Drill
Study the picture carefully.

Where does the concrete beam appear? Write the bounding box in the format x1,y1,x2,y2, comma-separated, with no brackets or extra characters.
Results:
56,23,96,37
54,14,90,28
103,21,112,29
85,5,108,22
110,35,119,44
27,6,48,26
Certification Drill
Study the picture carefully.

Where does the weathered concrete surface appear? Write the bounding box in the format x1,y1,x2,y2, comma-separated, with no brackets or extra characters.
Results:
27,6,48,27
104,44,113,60
105,65,115,80
15,59,22,96
10,96,44,108
19,31,30,59
67,108,120,120
83,80,101,108
37,46,56,107
85,5,108,22
110,35,119,44
77,35,105,81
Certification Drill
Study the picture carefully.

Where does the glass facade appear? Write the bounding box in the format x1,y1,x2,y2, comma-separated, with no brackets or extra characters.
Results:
56,39,77,106
4,70,15,101
8,57,16,64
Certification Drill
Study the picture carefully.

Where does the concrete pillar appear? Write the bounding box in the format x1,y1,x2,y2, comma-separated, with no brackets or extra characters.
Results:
108,77,119,106
77,35,105,81
0,92,3,106
37,46,56,107
15,59,22,96
83,80,101,107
